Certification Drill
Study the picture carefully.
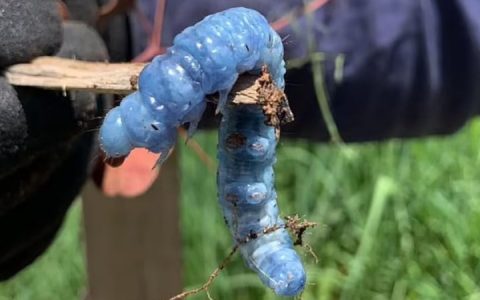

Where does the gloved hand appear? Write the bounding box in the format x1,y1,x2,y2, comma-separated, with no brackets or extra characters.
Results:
0,0,108,280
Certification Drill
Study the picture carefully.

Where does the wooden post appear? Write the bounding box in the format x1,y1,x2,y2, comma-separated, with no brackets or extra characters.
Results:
81,151,182,300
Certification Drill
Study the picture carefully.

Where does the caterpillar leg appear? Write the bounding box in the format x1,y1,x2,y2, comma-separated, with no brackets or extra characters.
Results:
181,100,207,139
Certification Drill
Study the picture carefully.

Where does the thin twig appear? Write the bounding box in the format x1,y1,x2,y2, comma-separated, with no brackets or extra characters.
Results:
304,243,319,264
271,0,329,31
169,246,238,300
178,128,217,173
169,215,317,300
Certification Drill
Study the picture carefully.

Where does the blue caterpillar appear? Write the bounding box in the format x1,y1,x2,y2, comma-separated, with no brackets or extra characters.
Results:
218,104,305,296
99,7,305,296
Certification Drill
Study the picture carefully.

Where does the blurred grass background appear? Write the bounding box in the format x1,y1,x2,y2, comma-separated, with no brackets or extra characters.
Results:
2,118,480,299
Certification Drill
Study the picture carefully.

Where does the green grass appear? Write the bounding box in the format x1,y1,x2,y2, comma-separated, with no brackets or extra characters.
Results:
0,201,86,300
2,118,480,300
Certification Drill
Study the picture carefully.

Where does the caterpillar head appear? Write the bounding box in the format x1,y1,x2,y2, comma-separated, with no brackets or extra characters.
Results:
99,107,133,161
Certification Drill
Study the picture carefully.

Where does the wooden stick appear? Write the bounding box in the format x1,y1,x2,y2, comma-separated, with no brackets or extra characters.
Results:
4,56,146,95
4,57,293,125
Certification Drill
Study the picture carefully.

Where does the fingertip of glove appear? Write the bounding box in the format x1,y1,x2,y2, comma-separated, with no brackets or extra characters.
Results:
0,0,63,68
57,20,109,62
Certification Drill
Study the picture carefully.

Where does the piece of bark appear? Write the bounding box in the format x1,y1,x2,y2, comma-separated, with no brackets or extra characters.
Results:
4,56,145,95
230,69,293,127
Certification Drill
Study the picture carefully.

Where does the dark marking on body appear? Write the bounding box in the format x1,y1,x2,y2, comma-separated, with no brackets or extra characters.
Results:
248,230,258,239
226,133,246,149
226,193,239,206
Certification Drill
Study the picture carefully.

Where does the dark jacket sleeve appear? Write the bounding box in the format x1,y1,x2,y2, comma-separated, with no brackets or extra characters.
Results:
280,0,480,142
132,0,480,142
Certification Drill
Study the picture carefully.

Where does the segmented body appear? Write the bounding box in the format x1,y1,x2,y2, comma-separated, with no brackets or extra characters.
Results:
98,7,305,296
99,7,285,160
218,104,305,296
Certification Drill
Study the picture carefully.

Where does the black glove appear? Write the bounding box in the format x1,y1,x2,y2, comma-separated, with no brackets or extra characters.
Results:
0,0,108,280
